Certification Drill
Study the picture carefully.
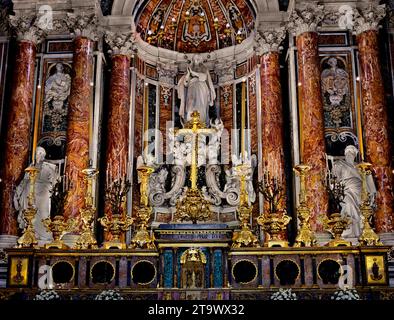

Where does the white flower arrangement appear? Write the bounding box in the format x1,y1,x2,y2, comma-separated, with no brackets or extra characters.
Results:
34,290,60,301
95,290,124,301
331,288,361,300
270,288,298,300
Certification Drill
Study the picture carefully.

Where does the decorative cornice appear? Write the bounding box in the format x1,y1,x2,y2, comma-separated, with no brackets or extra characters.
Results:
66,12,100,41
9,15,47,44
254,27,286,56
105,31,137,57
351,5,386,36
287,4,325,36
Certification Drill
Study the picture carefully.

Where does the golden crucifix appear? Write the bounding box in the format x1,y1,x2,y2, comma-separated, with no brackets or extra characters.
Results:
174,111,217,223
175,111,217,189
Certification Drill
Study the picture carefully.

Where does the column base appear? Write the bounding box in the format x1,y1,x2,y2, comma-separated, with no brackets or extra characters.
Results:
315,232,332,246
0,235,18,249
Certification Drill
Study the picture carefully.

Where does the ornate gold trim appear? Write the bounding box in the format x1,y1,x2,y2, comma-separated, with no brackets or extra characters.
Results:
274,259,301,282
231,259,258,285
131,260,157,286
51,260,76,284
90,260,116,284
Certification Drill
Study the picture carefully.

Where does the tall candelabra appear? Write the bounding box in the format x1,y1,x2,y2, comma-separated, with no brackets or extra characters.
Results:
17,166,40,248
100,176,133,249
293,164,316,247
75,167,99,249
257,171,291,247
43,177,76,249
231,164,259,248
357,162,382,246
321,172,351,247
130,165,156,250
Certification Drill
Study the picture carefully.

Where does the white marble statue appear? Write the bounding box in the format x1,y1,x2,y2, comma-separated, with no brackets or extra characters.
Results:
332,145,377,239
177,54,216,126
14,147,58,242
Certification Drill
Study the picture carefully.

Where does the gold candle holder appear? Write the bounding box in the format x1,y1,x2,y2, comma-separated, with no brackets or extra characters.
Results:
43,216,76,249
321,213,351,247
357,162,382,246
16,166,40,248
99,214,134,249
130,165,156,249
75,168,99,249
257,170,291,247
231,164,259,248
293,164,316,247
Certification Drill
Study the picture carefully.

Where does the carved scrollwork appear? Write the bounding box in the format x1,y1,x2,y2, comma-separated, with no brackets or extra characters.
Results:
149,165,186,206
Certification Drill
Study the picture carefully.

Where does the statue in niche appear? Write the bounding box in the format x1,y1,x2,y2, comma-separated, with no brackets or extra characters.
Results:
181,248,206,289
43,63,71,132
177,54,216,126
321,57,351,128
14,147,58,242
332,145,376,238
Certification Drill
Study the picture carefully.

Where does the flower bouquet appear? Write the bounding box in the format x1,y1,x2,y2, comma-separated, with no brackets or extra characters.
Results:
34,290,60,301
331,288,361,300
270,288,298,300
95,289,124,300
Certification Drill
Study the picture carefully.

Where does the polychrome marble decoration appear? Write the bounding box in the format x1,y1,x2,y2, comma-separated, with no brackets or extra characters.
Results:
321,57,351,128
42,62,72,133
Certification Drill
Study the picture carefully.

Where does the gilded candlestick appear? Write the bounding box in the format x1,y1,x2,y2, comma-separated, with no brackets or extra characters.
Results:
231,164,259,248
16,166,40,248
293,164,316,247
357,162,382,246
75,167,99,249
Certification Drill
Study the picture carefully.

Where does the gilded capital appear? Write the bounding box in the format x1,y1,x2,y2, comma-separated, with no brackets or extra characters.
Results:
66,12,100,41
105,31,137,57
254,28,286,56
287,4,325,36
9,14,47,44
351,5,386,36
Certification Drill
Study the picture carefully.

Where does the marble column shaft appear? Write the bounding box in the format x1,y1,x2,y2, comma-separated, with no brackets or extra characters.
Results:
260,52,287,214
64,37,94,220
105,54,131,211
357,30,394,232
0,41,37,235
296,32,328,231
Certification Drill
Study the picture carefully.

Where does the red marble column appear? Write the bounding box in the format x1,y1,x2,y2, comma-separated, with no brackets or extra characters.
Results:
296,32,328,232
63,37,94,220
357,30,394,232
260,52,287,215
104,54,131,211
0,41,37,235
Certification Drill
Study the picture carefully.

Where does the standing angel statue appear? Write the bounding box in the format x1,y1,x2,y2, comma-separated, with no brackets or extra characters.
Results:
177,54,216,126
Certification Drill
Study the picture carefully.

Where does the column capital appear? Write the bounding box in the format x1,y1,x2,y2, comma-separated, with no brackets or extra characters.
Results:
254,27,286,56
0,8,9,35
287,4,325,36
9,14,47,44
157,61,178,85
105,31,137,58
351,5,386,36
66,12,100,41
